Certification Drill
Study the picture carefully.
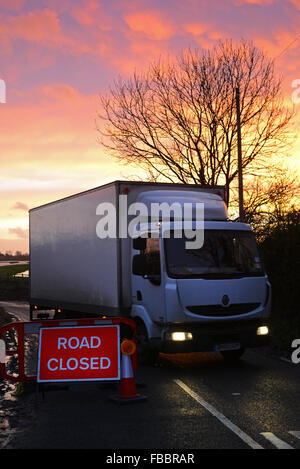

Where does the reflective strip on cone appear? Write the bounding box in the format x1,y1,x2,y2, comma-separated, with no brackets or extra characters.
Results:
120,354,138,398
0,340,5,364
109,351,147,404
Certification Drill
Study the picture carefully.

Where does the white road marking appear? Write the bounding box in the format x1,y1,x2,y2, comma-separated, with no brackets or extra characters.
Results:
260,432,294,449
279,357,293,364
174,379,263,449
289,431,300,440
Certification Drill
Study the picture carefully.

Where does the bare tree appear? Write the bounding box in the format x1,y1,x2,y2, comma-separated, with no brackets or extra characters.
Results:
229,165,300,238
97,39,295,205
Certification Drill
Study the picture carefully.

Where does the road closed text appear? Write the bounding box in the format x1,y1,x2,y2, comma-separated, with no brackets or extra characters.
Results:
47,335,111,371
37,325,120,382
47,356,111,371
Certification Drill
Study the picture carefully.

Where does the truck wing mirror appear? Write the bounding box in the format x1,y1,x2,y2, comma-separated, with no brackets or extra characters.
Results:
133,238,146,251
132,254,147,276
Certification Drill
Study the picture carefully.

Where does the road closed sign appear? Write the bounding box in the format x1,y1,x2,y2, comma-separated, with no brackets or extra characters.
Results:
37,325,120,383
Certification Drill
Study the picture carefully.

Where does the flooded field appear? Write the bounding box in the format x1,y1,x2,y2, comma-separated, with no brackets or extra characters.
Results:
13,271,29,278
0,262,29,268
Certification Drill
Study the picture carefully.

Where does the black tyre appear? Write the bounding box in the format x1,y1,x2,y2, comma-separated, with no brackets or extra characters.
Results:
135,319,158,366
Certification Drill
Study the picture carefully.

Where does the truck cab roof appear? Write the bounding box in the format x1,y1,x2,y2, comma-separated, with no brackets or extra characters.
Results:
137,190,229,221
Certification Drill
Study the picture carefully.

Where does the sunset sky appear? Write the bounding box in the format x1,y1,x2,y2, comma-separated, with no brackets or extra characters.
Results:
1,0,300,253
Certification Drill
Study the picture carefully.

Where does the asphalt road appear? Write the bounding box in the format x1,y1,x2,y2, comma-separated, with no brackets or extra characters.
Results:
0,300,300,452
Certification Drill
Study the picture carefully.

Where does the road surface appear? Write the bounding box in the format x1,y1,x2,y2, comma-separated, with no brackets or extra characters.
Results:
0,300,299,451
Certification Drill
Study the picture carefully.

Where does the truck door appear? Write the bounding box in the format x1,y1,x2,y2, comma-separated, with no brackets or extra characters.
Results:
131,237,166,324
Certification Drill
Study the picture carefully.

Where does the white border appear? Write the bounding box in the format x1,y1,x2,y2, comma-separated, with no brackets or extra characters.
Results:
37,325,120,383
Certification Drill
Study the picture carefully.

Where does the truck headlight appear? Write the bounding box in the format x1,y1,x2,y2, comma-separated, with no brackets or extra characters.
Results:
167,332,193,341
257,326,269,336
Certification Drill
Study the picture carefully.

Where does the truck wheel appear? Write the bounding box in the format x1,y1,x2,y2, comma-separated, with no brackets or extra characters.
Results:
221,348,244,362
135,320,158,366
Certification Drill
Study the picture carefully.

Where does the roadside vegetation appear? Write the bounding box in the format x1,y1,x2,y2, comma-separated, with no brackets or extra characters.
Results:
0,265,29,302
258,209,300,354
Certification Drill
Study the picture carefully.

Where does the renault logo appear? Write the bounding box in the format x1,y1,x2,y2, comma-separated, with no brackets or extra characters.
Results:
222,295,230,306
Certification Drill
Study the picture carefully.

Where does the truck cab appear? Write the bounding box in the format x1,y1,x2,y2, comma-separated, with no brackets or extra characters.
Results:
130,191,271,363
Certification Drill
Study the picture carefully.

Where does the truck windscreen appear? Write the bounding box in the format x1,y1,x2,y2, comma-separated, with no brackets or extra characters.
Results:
164,230,264,279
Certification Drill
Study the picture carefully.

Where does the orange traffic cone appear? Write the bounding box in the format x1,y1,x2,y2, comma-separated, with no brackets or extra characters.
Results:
110,339,147,404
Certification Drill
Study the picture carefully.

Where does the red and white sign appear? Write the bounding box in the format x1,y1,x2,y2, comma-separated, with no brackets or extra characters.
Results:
37,325,120,383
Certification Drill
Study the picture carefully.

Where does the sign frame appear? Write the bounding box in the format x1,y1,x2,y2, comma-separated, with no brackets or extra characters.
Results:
37,324,120,383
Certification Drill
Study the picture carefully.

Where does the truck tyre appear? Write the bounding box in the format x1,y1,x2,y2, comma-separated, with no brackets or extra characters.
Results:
221,348,244,362
135,319,158,366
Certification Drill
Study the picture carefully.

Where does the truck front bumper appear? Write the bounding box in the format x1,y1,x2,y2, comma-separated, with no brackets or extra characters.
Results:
155,319,270,354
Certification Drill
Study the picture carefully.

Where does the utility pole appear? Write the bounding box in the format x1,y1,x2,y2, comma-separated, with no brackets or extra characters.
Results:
235,86,244,222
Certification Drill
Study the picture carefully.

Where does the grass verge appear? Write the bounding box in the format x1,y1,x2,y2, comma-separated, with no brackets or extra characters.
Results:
0,264,28,278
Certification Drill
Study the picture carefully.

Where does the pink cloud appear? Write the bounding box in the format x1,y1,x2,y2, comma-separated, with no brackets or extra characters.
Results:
183,21,227,49
38,0,72,14
70,0,113,31
124,11,175,40
184,22,209,36
107,39,166,74
11,202,28,211
289,0,300,8
0,9,96,56
71,0,99,26
233,0,276,4
0,0,26,11
8,227,28,239
254,28,300,61
41,84,81,101
7,10,62,44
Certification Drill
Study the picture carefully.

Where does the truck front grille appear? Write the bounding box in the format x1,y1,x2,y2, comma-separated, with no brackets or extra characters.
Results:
186,303,261,317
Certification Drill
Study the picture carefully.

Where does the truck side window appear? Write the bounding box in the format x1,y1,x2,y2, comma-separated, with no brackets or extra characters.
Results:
145,238,161,285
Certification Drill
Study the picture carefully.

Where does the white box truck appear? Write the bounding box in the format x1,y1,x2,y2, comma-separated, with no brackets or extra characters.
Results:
29,180,271,363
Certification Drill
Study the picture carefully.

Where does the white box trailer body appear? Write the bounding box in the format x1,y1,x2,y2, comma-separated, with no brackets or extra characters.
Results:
30,181,120,315
30,180,271,360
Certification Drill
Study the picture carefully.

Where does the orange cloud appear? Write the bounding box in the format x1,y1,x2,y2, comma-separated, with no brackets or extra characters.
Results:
41,83,81,101
106,39,166,74
254,28,300,62
11,202,29,211
70,0,113,30
0,0,25,11
6,9,62,44
71,0,99,25
8,227,28,239
124,11,175,40
184,21,227,49
233,0,276,4
289,0,300,8
0,9,91,55
184,22,209,36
